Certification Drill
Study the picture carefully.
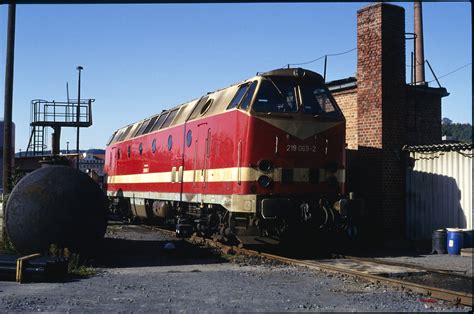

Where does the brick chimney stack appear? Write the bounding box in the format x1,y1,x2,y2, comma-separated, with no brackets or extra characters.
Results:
355,3,406,243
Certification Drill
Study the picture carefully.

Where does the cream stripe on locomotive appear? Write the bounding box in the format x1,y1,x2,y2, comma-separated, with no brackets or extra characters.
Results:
108,167,261,184
107,167,345,184
106,190,257,213
107,168,345,214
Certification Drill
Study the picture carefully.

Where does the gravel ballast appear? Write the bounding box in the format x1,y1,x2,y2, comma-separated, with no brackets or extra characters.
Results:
0,224,471,312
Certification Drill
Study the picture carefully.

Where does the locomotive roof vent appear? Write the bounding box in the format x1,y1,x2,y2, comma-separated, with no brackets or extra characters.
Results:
260,68,323,82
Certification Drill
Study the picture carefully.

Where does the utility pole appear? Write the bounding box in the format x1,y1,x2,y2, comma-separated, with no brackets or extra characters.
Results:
323,55,327,83
2,4,16,195
76,66,83,170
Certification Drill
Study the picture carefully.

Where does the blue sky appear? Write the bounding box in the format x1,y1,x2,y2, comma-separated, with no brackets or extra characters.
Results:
0,2,471,152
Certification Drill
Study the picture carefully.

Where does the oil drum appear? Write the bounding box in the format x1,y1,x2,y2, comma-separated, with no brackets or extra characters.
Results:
431,229,447,254
5,165,108,255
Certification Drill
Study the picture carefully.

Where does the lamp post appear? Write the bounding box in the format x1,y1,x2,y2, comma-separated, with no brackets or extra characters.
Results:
2,4,16,194
76,66,83,170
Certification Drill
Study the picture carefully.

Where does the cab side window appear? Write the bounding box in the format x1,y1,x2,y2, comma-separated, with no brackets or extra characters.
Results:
227,84,250,110
239,81,257,110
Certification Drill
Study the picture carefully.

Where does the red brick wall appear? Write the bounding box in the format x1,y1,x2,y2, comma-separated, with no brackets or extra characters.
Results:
379,4,407,242
405,87,443,145
332,85,443,158
332,89,358,149
357,4,385,150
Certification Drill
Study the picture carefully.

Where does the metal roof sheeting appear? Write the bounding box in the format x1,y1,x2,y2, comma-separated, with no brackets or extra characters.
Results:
327,77,357,93
403,143,473,153
405,145,473,240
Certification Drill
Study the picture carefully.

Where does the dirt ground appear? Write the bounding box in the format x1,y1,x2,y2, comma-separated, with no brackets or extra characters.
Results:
0,224,471,312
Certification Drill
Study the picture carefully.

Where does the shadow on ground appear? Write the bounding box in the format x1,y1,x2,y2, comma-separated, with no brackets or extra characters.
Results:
96,222,431,267
95,237,227,269
242,232,431,261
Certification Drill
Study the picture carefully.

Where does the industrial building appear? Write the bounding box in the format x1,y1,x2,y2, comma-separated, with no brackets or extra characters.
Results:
325,3,469,245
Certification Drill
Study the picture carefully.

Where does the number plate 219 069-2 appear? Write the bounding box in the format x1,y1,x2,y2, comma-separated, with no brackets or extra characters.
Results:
286,144,317,153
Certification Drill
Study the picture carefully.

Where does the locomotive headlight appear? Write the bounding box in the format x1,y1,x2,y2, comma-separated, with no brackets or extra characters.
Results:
257,159,273,172
293,68,306,78
258,175,273,188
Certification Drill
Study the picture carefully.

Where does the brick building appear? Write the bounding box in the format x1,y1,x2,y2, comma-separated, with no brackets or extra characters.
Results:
327,3,448,244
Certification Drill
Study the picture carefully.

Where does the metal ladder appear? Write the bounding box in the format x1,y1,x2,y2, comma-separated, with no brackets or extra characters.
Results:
26,125,46,155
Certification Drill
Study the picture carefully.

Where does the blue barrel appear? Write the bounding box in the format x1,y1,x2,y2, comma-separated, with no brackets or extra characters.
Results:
462,229,473,248
447,229,463,255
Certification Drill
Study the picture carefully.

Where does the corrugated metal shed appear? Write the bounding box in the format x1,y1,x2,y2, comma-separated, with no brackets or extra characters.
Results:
404,143,473,240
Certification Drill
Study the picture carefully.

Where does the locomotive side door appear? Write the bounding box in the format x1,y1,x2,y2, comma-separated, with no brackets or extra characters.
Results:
195,122,211,196
183,96,213,204
108,146,117,174
106,146,117,187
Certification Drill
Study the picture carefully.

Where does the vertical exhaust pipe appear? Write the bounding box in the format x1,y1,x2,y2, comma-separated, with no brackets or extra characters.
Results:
414,0,426,85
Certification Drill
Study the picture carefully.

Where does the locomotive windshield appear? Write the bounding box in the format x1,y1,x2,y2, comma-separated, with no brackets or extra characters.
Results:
299,82,337,115
253,79,298,113
252,77,338,116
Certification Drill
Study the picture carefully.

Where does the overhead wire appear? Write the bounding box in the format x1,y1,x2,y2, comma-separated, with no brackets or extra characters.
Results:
283,47,470,86
326,47,357,57
427,62,472,84
283,47,356,68
281,5,384,70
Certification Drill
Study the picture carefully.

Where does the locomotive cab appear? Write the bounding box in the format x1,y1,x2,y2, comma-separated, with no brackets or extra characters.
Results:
228,68,350,241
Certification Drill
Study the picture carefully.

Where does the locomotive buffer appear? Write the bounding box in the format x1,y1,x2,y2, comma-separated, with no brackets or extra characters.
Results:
26,98,95,157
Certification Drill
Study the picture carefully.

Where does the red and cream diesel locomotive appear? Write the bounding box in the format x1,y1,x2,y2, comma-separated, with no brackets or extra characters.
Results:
105,68,355,242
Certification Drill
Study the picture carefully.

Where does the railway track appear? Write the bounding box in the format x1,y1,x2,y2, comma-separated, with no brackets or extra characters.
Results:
151,226,473,307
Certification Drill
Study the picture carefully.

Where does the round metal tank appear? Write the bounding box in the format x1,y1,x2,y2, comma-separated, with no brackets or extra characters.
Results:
5,165,108,255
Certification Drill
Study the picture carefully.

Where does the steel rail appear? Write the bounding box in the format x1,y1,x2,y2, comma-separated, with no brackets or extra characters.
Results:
248,250,473,307
151,226,473,307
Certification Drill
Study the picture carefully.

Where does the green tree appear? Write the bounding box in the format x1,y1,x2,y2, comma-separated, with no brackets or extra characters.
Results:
441,117,472,142
442,117,452,126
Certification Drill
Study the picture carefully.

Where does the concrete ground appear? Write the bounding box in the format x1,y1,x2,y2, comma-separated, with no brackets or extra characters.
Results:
347,243,473,277
376,254,473,277
0,224,471,312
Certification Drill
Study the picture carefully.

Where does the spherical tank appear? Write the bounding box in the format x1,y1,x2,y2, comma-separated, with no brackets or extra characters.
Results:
5,165,108,255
